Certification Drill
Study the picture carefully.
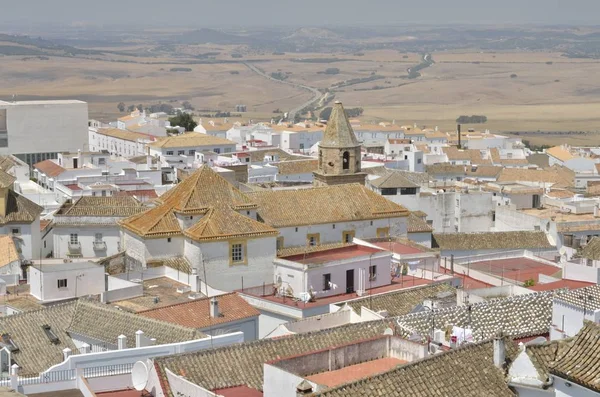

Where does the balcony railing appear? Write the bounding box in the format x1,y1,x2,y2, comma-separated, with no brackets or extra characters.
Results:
67,242,82,257
93,241,107,251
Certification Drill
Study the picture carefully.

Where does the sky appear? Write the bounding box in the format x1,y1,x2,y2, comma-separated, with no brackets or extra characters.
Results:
2,0,600,27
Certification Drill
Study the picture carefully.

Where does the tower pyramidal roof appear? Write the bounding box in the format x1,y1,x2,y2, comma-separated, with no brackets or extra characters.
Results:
321,101,360,148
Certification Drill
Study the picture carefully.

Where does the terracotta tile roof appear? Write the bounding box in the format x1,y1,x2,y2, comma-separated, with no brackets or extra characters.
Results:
426,164,502,178
154,321,390,393
0,235,18,267
227,148,306,163
321,102,360,148
314,339,517,397
275,159,318,175
114,189,158,199
146,257,192,274
525,339,570,382
340,283,455,317
554,285,600,311
396,291,557,343
497,167,574,188
248,184,409,228
387,138,411,144
40,219,51,232
365,167,430,185
433,231,553,251
0,190,43,226
369,170,419,189
67,299,205,349
185,207,277,242
138,293,259,329
54,196,145,217
33,160,66,178
121,166,259,238
407,213,432,233
0,155,21,172
148,132,235,149
579,236,600,260
157,166,257,213
544,189,575,199
546,146,576,162
96,127,153,142
529,279,594,292
0,170,15,189
550,321,600,391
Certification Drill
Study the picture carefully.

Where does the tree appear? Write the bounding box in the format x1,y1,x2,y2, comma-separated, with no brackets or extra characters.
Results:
117,102,125,112
169,112,197,131
127,104,136,112
182,101,194,111
137,104,144,112
524,278,535,287
324,68,340,75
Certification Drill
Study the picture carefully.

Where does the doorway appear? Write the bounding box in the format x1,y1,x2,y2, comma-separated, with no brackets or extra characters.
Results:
346,269,354,293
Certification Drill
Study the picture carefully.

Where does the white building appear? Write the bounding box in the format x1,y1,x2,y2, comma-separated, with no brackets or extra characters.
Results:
274,245,393,300
148,132,236,168
28,261,105,302
0,100,89,166
88,127,156,157
52,196,145,258
0,170,42,260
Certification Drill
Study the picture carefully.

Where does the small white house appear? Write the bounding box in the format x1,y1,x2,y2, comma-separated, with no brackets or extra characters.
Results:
274,245,393,300
52,196,145,258
28,261,105,302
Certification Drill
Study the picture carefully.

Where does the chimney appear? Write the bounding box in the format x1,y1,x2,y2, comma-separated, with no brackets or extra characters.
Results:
457,124,462,149
118,334,127,350
62,347,72,361
296,380,313,396
135,330,144,348
493,331,506,369
210,297,220,318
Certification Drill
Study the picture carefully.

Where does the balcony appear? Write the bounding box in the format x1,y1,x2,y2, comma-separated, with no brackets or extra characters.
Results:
93,241,107,251
67,242,82,257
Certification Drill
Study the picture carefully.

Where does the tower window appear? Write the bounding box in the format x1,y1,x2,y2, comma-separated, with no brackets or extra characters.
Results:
342,151,350,170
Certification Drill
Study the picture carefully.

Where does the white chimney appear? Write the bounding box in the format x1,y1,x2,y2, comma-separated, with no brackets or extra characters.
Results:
118,334,127,350
62,348,72,361
135,330,144,348
493,332,506,369
81,343,91,354
210,297,220,318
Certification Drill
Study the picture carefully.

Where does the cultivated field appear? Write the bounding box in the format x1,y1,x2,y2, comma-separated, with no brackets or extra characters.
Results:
2,45,600,145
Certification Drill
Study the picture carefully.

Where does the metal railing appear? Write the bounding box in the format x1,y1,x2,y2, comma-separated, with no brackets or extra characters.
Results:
93,241,107,251
19,369,75,385
83,363,134,378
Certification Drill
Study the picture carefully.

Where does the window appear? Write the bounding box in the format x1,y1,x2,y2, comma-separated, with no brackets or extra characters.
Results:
376,227,390,238
342,151,350,170
400,188,417,195
332,224,336,229
230,242,246,265
188,150,196,155
214,148,221,154
342,230,355,243
166,151,174,156
11,228,20,235
417,158,422,164
101,190,107,197
98,158,106,166
167,237,172,243
57,279,68,289
369,265,377,281
564,234,574,248
276,237,284,250
69,234,78,244
95,233,103,242
404,155,408,160
323,273,331,291
44,240,46,249
295,227,298,232
92,192,96,197
307,233,320,246
381,188,398,196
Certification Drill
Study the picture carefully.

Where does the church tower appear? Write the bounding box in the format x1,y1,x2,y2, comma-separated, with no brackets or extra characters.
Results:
313,101,366,187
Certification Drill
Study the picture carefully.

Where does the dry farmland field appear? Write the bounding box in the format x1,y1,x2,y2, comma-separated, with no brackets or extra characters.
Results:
2,44,600,146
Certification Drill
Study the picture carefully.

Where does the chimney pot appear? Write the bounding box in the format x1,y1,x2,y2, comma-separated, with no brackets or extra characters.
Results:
493,331,506,369
62,347,72,361
118,334,127,350
135,330,144,348
210,297,220,318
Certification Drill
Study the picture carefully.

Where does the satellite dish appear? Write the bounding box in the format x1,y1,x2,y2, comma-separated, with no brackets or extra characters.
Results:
131,361,149,392
383,327,394,336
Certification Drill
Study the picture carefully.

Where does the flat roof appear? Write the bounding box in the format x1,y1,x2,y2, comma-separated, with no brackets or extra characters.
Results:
372,241,427,255
112,277,205,313
31,261,101,272
282,245,383,265
467,257,561,283
306,357,406,387
0,100,86,106
529,279,594,292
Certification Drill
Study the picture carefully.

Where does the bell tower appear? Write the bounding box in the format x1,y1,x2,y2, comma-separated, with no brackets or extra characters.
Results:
313,101,366,187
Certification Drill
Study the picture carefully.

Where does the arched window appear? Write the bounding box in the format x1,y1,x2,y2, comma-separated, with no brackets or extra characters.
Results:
342,151,350,170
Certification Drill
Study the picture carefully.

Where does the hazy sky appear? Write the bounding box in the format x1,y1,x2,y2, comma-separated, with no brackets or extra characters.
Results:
2,0,600,27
